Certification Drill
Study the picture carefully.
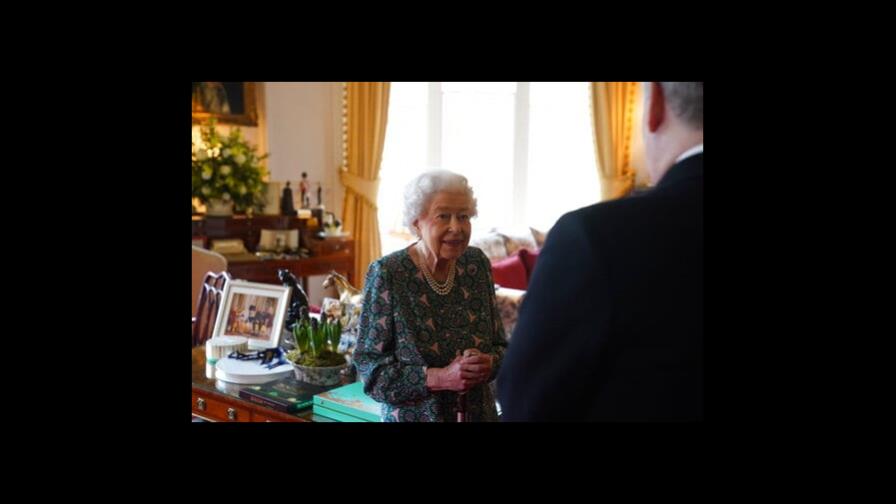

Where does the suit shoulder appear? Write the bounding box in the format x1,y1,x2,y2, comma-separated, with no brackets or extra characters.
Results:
554,200,623,231
560,191,680,229
548,198,659,252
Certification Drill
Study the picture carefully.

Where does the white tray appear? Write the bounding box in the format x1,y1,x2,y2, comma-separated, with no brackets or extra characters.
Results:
214,358,293,384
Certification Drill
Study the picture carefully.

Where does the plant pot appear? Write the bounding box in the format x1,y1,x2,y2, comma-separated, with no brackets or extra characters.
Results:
290,361,349,387
206,198,234,217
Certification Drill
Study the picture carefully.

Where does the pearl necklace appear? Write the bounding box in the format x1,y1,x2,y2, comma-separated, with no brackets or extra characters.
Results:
412,248,455,296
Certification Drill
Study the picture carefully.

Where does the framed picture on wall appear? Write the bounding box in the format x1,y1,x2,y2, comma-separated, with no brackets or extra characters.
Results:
192,82,258,126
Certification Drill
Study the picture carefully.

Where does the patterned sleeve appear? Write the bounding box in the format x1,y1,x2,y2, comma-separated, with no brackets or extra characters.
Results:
352,259,430,405
482,251,508,382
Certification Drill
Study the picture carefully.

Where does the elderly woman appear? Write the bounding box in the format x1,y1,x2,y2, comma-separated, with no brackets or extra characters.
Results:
353,169,507,422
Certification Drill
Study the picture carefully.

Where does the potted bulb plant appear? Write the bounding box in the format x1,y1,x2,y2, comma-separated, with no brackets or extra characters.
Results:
286,311,349,386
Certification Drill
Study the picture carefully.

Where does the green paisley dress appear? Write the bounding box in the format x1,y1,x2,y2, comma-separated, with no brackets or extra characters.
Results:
353,246,507,422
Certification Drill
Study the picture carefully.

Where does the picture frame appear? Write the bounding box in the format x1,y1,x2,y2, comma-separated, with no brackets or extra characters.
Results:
192,82,258,126
212,280,291,349
258,228,300,253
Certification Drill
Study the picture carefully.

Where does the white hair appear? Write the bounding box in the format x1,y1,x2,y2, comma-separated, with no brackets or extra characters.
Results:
402,169,478,238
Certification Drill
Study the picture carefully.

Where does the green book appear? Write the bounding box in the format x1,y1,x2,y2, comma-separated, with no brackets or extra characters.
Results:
239,375,331,413
313,381,381,422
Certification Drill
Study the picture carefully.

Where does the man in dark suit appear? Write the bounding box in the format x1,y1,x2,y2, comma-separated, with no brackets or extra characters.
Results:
497,82,703,421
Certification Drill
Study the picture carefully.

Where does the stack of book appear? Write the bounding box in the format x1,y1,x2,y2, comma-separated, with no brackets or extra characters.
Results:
312,381,381,422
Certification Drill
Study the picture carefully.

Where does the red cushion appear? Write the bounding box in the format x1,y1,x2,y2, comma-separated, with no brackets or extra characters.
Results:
491,253,528,290
519,248,540,279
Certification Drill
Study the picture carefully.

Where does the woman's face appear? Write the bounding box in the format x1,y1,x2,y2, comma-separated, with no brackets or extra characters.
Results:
414,191,473,262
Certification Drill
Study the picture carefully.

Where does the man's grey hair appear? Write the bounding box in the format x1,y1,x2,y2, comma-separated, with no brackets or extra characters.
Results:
647,82,703,130
402,169,478,238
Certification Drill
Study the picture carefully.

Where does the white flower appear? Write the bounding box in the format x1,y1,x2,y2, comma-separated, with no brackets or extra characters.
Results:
222,193,231,201
197,149,208,161
220,165,231,175
235,154,246,165
201,166,212,180
222,148,231,158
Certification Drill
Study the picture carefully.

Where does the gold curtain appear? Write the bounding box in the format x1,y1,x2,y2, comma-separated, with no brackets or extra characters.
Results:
590,82,640,200
340,82,390,288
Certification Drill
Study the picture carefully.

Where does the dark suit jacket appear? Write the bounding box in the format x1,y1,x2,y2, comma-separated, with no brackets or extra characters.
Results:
497,153,703,421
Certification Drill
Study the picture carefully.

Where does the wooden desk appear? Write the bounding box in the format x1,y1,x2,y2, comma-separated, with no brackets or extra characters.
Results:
227,247,353,292
191,214,354,290
192,214,310,252
191,346,312,422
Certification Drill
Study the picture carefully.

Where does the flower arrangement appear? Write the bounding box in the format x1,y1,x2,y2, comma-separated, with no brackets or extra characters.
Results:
191,118,269,214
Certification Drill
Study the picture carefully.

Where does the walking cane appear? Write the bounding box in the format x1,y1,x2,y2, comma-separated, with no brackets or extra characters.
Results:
457,392,467,423
457,348,482,422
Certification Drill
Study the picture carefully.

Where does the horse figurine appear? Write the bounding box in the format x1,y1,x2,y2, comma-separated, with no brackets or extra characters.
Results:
322,270,363,332
322,270,362,307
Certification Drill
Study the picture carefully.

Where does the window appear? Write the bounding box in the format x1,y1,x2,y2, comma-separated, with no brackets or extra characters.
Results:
378,82,599,255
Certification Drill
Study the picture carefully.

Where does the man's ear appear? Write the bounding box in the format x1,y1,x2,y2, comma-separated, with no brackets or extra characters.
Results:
646,82,665,133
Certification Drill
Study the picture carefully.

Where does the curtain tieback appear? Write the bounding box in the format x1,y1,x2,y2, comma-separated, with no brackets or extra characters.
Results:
340,171,380,208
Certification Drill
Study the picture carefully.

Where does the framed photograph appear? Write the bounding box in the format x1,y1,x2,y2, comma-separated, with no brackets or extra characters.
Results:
212,280,291,349
192,82,258,126
258,228,300,252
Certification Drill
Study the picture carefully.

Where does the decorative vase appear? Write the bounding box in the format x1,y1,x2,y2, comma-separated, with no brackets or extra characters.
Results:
206,198,233,217
290,361,349,387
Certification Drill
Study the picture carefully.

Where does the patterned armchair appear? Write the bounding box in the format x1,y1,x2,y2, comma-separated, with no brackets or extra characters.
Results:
469,227,546,340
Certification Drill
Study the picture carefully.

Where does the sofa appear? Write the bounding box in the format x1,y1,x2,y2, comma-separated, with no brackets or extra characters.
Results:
469,226,546,339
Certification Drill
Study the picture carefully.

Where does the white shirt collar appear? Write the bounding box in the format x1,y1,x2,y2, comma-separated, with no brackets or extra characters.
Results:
675,143,704,163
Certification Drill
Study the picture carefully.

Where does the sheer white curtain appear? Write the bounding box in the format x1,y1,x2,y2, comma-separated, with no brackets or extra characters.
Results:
378,82,599,255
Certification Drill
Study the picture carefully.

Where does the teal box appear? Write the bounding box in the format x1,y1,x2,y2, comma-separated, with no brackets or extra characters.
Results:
313,381,381,422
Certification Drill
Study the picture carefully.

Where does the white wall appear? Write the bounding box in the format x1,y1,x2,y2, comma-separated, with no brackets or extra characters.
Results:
264,82,344,305
265,82,341,208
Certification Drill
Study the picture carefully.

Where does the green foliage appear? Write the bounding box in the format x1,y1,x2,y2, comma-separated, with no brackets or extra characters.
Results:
328,319,342,354
191,117,270,213
289,314,346,367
